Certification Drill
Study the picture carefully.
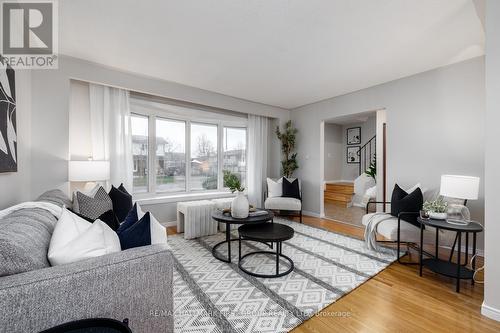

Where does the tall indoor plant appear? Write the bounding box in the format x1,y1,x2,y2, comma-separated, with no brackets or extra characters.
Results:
276,120,299,178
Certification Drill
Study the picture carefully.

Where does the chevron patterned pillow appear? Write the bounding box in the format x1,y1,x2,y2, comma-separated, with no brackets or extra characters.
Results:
76,186,113,220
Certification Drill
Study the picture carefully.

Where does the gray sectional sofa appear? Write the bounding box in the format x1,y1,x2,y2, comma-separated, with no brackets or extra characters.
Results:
0,190,174,333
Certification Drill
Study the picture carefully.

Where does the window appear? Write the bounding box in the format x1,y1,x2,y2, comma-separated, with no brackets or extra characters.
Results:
156,118,186,193
130,97,247,196
223,127,247,187
190,123,218,190
131,114,149,193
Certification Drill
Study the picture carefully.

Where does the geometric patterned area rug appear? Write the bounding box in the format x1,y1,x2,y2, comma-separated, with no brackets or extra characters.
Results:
168,218,399,333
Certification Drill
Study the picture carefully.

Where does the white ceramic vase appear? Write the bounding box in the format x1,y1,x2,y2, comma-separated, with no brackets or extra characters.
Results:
231,191,249,218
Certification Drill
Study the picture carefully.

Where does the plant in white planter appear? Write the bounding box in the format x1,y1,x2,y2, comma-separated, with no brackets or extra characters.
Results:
223,170,248,218
423,198,448,220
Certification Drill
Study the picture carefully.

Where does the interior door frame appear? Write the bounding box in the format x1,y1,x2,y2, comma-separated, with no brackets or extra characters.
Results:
320,108,387,218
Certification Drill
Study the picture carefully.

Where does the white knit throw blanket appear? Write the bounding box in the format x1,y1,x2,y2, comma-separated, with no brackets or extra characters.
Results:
364,212,395,252
0,202,62,220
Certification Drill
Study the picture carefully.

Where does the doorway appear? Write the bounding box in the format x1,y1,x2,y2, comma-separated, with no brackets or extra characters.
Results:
320,109,386,227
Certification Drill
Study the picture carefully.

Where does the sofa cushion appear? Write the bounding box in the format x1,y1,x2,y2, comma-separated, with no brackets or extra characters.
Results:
0,189,71,277
0,208,57,276
36,189,73,210
264,197,301,211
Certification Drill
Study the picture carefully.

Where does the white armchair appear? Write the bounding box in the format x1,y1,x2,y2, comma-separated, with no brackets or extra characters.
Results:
264,178,302,223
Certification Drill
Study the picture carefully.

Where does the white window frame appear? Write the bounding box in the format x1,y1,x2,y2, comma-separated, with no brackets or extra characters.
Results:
130,99,248,199
222,125,248,189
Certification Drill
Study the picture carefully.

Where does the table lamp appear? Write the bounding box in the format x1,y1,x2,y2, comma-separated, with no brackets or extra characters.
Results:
440,175,480,225
68,160,110,191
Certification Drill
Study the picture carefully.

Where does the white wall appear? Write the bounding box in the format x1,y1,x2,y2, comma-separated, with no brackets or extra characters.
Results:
292,57,485,249
482,0,500,321
323,123,343,181
29,56,289,222
0,70,32,209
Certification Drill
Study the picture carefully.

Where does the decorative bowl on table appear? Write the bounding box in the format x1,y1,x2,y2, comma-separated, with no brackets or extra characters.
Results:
429,212,447,220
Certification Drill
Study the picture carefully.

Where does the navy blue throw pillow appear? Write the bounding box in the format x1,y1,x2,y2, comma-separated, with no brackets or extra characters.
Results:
117,203,139,234
117,212,152,250
109,184,133,222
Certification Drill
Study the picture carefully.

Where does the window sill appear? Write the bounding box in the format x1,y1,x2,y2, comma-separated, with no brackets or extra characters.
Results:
134,191,236,205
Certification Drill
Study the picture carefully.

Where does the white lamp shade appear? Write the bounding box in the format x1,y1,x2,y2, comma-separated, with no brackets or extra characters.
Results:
440,175,480,200
68,161,110,182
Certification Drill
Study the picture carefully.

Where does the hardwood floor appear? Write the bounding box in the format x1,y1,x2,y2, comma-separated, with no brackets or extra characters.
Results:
323,201,366,227
167,216,500,333
291,216,498,333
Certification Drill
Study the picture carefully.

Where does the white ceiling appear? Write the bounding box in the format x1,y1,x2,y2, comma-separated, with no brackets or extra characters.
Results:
59,0,484,109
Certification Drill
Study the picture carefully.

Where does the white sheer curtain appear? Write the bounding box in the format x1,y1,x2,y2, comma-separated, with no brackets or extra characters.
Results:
247,114,268,207
89,84,133,190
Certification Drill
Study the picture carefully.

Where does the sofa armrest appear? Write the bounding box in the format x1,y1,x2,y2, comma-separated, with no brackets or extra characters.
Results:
0,244,174,333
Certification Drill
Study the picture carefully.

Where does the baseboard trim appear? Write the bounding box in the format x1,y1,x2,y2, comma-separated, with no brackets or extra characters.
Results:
302,210,321,218
482,302,500,322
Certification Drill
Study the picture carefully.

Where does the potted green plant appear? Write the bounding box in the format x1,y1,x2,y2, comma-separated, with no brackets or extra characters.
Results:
423,198,448,220
223,170,248,218
276,120,298,178
365,154,376,182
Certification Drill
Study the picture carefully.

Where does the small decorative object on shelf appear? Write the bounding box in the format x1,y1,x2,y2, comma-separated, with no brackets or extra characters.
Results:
223,170,249,218
423,198,448,220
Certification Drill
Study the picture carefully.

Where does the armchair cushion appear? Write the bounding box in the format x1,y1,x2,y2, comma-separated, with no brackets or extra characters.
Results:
362,213,455,246
264,197,301,211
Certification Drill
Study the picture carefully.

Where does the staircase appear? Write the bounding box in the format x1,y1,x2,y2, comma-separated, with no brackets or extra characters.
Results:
324,182,354,207
356,135,376,176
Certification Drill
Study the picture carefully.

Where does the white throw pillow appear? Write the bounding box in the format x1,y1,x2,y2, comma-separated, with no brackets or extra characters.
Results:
137,203,168,244
267,178,283,198
48,207,121,266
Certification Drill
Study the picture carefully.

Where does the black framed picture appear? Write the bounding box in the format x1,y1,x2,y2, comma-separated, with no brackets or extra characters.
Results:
0,59,17,173
346,127,361,145
347,146,360,164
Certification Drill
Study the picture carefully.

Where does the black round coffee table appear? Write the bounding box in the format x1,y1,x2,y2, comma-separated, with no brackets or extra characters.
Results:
211,210,274,263
238,223,295,278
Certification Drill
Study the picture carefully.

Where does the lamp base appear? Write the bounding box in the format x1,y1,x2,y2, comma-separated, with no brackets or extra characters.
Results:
83,182,98,191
